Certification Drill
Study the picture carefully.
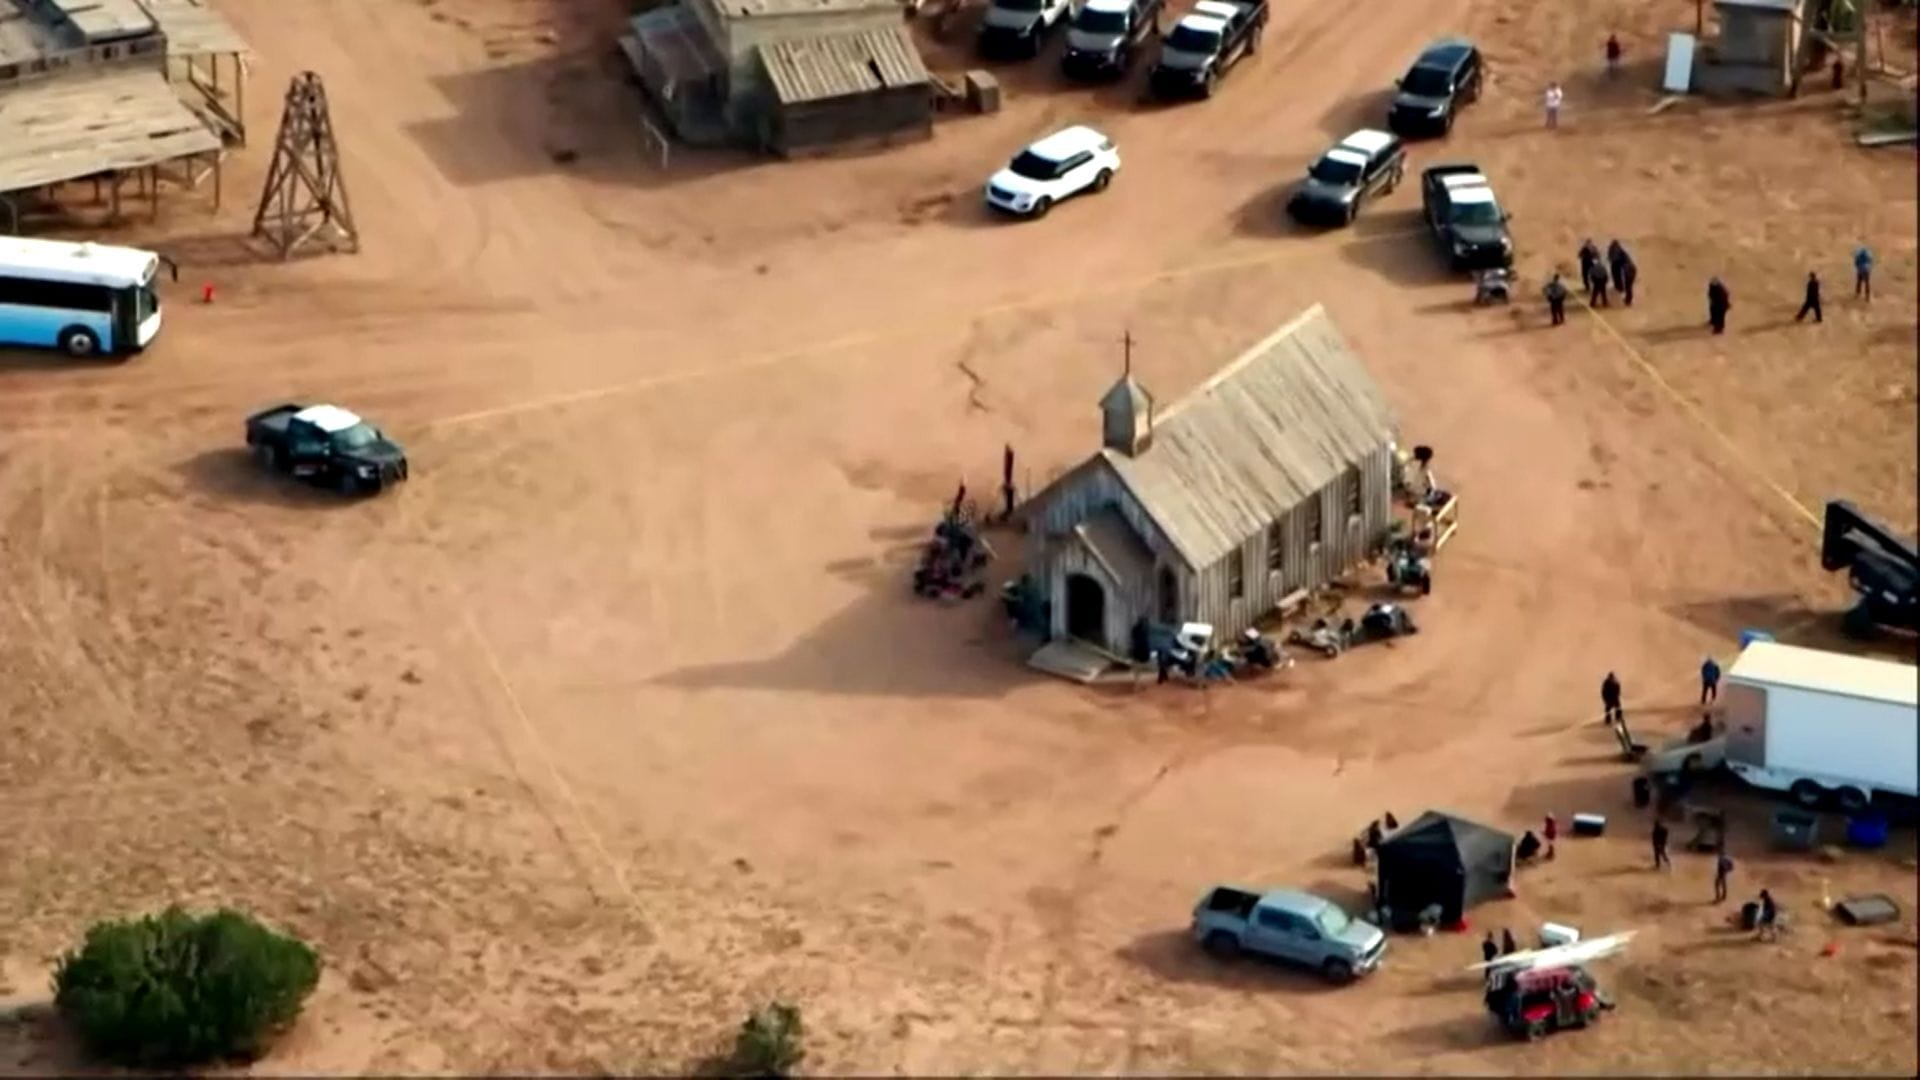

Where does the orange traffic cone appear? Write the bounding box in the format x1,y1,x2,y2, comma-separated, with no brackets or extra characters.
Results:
1820,940,1839,957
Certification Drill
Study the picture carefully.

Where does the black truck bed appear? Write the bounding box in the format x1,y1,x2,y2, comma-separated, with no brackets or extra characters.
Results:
1202,886,1261,919
246,403,305,435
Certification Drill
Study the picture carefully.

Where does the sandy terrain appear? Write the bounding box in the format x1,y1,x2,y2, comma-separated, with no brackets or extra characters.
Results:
1,0,1915,1073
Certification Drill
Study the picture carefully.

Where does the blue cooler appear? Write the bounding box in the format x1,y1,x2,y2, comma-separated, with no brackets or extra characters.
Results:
1847,814,1891,849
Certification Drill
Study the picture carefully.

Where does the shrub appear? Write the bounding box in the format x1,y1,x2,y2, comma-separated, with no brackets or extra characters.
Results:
53,906,321,1067
729,1001,804,1078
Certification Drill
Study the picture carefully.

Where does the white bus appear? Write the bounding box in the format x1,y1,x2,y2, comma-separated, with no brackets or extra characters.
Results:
0,237,171,359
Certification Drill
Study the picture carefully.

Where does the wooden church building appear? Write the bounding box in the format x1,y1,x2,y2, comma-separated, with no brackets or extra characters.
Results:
1021,304,1401,656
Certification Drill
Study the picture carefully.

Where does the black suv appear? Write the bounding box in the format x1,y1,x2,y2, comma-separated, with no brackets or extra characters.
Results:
1286,128,1406,226
1060,0,1163,80
1387,38,1483,137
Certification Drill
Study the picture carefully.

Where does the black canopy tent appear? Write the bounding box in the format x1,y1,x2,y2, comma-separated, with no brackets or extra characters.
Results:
1374,810,1516,931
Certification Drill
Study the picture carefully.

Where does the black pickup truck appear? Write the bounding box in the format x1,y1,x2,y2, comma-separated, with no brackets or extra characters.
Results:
1420,163,1513,271
1146,0,1266,100
1060,0,1164,80
245,403,409,495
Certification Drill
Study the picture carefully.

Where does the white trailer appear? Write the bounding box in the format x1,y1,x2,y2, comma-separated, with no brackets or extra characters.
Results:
1721,641,1917,812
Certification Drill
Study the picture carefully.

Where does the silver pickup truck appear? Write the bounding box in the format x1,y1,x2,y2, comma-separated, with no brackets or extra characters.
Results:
1191,885,1387,983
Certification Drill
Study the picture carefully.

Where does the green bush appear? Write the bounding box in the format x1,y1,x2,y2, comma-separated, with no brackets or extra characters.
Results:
729,1001,804,1078
53,906,321,1067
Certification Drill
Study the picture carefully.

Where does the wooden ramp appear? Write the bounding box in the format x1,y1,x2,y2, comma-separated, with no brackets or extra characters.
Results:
1027,640,1116,684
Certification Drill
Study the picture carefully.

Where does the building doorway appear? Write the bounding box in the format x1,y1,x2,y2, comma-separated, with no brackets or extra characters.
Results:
1157,565,1179,624
1065,573,1106,645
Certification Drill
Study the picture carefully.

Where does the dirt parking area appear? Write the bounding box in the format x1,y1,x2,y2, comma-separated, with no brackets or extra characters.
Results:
1,0,1914,1073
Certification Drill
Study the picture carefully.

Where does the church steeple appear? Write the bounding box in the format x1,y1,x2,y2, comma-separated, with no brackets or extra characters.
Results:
1100,330,1153,456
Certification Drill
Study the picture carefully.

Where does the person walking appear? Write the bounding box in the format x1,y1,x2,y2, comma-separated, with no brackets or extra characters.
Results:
1585,260,1611,307
1605,34,1622,76
1578,238,1602,283
1713,849,1734,903
1500,928,1519,955
1482,931,1500,965
1601,671,1623,726
1607,240,1637,306
1854,244,1874,300
1707,277,1731,334
1700,655,1722,704
1000,444,1017,523
1796,270,1824,323
1544,272,1569,325
1544,81,1564,128
1652,819,1671,870
1543,813,1559,860
1755,888,1779,940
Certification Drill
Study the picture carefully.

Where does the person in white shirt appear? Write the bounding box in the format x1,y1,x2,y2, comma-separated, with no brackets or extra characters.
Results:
1544,82,1564,128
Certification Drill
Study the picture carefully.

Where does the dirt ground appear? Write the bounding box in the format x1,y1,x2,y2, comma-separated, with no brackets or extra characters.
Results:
1,0,1915,1073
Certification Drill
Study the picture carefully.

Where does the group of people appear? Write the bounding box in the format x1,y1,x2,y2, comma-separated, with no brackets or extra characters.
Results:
1611,659,1785,939
1540,245,1877,333
1543,240,1638,324
1350,811,1403,866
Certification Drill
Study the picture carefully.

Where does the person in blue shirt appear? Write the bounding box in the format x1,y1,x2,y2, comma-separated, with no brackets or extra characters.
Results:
1854,245,1874,301
1700,655,1722,704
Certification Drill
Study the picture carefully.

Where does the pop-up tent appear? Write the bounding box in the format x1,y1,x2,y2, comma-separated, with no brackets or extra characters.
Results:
1375,810,1515,931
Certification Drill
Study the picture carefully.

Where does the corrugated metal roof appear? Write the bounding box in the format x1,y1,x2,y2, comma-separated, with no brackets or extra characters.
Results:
758,25,929,106
1728,642,1918,706
1097,304,1399,569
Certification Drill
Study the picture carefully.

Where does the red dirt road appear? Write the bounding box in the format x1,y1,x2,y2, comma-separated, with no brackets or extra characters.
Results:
1,0,1914,1073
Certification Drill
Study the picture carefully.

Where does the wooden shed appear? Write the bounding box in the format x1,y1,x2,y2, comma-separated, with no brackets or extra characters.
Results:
1022,305,1400,655
755,25,933,156
1698,0,1809,95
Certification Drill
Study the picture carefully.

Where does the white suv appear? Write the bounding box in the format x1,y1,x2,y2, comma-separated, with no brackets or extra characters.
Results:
984,125,1121,219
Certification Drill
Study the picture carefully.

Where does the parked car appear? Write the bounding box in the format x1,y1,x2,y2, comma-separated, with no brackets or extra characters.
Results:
1191,885,1387,982
1145,0,1266,100
245,403,409,495
983,125,1121,218
1387,37,1484,137
1061,0,1164,80
1420,163,1513,271
1286,127,1406,226
977,0,1072,59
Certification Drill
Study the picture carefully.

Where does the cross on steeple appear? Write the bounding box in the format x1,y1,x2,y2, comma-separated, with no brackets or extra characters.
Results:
1122,329,1134,377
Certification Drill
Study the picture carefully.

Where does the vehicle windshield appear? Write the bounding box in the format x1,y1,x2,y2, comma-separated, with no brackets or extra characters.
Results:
1007,150,1062,180
332,423,380,450
1163,24,1220,53
1400,65,1452,96
134,285,158,323
1315,905,1352,937
1451,200,1503,226
1308,156,1363,185
1074,8,1128,32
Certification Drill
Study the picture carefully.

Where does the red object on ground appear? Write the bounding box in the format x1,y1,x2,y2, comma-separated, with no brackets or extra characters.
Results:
202,283,215,303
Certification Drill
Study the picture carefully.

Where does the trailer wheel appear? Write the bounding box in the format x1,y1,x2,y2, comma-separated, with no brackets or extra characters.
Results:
254,443,279,472
1789,779,1826,809
1835,786,1870,814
